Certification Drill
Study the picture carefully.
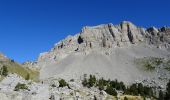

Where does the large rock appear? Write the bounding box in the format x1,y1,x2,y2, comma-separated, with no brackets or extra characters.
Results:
0,93,8,100
0,74,27,92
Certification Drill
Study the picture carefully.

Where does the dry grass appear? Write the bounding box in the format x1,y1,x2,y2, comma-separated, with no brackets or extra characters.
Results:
119,95,143,100
0,60,39,82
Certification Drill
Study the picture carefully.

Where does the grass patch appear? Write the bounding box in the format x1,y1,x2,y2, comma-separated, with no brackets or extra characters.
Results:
0,61,39,82
164,60,170,72
119,95,143,100
135,57,163,71
144,62,155,71
106,95,144,100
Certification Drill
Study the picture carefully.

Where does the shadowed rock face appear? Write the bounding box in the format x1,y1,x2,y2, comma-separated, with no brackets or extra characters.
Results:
34,21,170,83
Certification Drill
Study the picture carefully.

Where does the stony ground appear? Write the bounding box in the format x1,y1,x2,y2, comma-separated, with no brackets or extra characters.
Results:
0,74,122,100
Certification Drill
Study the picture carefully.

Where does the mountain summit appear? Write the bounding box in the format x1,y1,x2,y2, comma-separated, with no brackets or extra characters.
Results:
38,21,170,62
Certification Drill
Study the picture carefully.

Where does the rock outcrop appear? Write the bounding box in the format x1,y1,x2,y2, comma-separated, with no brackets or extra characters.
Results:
37,21,170,66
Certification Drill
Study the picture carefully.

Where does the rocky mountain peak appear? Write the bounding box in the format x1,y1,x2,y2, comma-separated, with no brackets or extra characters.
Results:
37,21,170,64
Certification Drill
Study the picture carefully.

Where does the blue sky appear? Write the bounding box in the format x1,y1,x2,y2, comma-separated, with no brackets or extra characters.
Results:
0,0,170,63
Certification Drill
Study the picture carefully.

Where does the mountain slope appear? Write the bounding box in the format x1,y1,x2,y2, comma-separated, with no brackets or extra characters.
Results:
0,53,39,81
34,21,170,85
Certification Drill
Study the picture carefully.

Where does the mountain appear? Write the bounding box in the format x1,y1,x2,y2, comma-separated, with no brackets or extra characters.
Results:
0,21,170,100
30,21,170,86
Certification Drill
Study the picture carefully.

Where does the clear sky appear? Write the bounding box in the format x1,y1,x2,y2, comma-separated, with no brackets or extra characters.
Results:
0,0,170,63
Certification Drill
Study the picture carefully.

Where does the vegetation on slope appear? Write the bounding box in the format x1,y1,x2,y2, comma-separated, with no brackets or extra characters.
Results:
134,57,170,72
135,57,163,71
82,74,170,100
0,66,8,76
164,60,170,72
82,75,154,98
0,60,39,82
59,79,68,87
165,80,170,100
14,82,28,91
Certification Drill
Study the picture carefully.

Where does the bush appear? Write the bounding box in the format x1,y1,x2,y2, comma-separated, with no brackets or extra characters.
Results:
14,83,28,91
144,63,155,71
2,66,8,76
165,80,170,99
82,77,88,87
105,86,117,96
158,90,164,100
81,74,157,98
59,79,68,87
125,83,153,97
25,73,30,80
97,78,108,90
109,80,126,91
11,59,15,62
124,96,128,100
82,74,97,88
88,75,97,87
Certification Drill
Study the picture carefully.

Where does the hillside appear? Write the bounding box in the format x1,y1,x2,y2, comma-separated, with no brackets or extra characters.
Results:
0,53,39,81
30,21,170,87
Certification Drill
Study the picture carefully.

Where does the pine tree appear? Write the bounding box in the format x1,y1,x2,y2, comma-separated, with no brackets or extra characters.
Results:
124,96,128,100
165,80,170,100
158,90,164,100
59,79,68,87
105,86,117,96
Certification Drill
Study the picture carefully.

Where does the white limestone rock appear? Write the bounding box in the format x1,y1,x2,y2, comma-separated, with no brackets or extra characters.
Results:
0,74,27,92
0,93,8,100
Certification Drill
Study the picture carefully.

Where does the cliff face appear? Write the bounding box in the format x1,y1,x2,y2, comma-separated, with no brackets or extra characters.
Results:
38,21,170,63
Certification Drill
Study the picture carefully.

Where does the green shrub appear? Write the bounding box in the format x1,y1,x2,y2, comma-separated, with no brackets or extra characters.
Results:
144,63,155,71
165,80,170,99
88,75,97,87
82,74,97,88
158,90,164,100
105,86,117,96
155,58,163,65
97,78,108,90
82,77,88,87
125,83,153,97
81,74,156,98
14,83,28,91
59,79,68,87
124,96,128,100
2,66,8,76
25,73,30,80
109,80,126,91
